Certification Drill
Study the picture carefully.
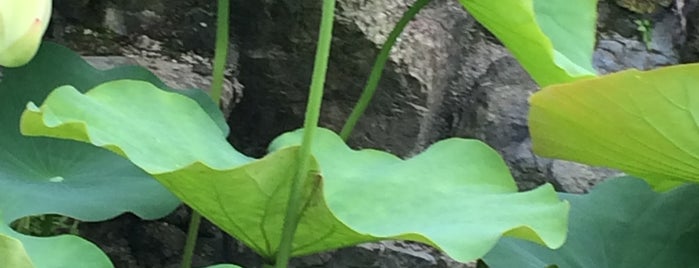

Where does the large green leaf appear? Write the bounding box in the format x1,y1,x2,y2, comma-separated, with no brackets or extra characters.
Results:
0,42,229,221
483,176,699,268
269,129,569,261
20,80,570,263
460,0,597,86
529,63,699,189
0,210,112,268
0,42,225,267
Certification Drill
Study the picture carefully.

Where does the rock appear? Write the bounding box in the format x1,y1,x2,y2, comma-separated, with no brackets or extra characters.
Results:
680,0,699,62
452,56,549,190
595,0,683,73
291,241,474,268
104,7,128,35
614,0,673,14
228,0,502,157
550,161,622,194
450,56,623,192
133,35,162,51
593,31,678,73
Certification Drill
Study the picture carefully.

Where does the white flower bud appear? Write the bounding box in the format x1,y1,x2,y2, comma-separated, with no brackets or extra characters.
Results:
0,0,52,67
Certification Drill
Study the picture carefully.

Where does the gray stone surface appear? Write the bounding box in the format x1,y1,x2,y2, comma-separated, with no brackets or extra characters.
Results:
594,7,681,74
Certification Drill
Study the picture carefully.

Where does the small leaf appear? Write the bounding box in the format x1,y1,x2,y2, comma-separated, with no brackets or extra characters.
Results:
484,176,699,268
529,63,699,188
459,0,597,86
21,82,569,263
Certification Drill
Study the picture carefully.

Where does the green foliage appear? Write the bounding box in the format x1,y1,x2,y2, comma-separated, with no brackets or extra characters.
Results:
0,42,228,267
0,42,220,222
529,63,699,190
634,19,652,49
20,80,570,263
458,0,598,86
484,176,699,267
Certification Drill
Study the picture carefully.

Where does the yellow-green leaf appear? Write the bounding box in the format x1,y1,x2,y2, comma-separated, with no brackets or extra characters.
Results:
530,63,699,188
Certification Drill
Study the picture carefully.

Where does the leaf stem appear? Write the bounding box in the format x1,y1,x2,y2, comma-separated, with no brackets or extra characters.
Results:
181,211,202,268
210,0,230,104
182,0,229,267
339,0,430,140
274,0,336,266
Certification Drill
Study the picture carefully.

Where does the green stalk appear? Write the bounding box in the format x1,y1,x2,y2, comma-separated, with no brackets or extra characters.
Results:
274,0,336,266
182,0,230,267
181,211,202,268
210,0,231,104
339,0,431,140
